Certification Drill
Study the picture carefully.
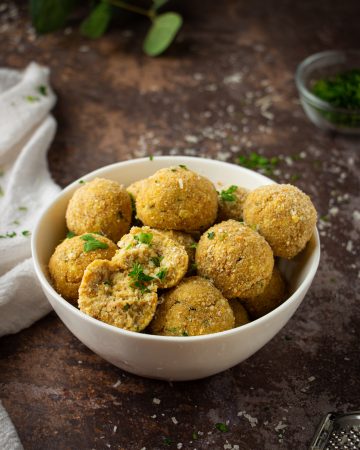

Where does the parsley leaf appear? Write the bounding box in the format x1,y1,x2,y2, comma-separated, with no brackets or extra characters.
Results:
129,262,154,293
151,255,164,267
38,85,48,96
156,267,167,280
25,95,40,102
220,185,238,202
189,242,197,249
80,234,109,252
22,230,31,237
66,231,76,239
179,164,188,170
215,422,229,432
237,152,279,175
134,232,153,245
207,231,215,240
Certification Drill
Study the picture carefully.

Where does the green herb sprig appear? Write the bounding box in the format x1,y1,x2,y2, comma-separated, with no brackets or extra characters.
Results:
30,0,183,57
81,234,109,252
134,232,153,245
129,262,154,293
220,185,238,202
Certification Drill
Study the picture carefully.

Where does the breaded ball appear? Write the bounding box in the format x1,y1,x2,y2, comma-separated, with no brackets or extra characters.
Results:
243,184,317,259
241,265,287,319
49,233,117,303
136,166,218,232
112,226,188,288
66,178,132,242
149,276,235,336
155,229,196,267
126,179,147,200
217,185,249,222
228,300,250,327
195,220,274,298
78,259,158,332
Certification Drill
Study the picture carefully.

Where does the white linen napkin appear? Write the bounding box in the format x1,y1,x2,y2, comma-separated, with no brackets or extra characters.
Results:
0,62,60,337
0,402,23,450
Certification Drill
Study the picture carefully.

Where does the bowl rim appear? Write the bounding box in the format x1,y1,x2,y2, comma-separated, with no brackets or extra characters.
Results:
295,49,360,114
32,156,321,343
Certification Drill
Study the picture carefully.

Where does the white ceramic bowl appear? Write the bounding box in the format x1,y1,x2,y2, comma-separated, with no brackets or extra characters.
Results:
32,156,320,381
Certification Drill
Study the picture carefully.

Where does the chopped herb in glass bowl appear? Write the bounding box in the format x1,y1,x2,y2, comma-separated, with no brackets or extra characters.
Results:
296,50,360,134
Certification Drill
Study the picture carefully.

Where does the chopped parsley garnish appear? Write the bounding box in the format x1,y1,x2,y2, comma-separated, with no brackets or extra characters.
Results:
25,95,40,102
171,168,177,172
134,232,153,245
182,331,189,336
129,193,136,214
215,422,229,432
37,85,48,96
237,152,279,175
22,230,31,237
156,267,167,280
149,155,154,161
163,437,173,446
103,280,112,286
66,231,76,239
192,431,199,440
290,174,301,182
207,231,215,239
189,242,197,249
18,206,27,211
79,180,86,184
123,303,130,311
0,231,17,238
129,262,154,293
0,185,4,197
80,234,109,252
179,164,188,170
151,255,164,267
220,185,238,202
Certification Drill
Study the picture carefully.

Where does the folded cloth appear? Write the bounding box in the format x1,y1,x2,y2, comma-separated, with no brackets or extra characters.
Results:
0,62,60,337
0,402,23,450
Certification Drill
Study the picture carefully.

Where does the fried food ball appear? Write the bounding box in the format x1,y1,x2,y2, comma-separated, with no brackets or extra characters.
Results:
155,229,196,267
112,226,188,289
195,220,274,299
241,265,287,319
66,178,132,242
136,166,218,232
48,234,117,303
78,259,158,332
228,299,250,327
217,185,249,222
126,179,147,200
243,184,317,259
149,276,235,336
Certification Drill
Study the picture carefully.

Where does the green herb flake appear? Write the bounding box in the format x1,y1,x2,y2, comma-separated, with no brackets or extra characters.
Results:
18,206,27,211
37,85,48,96
182,331,189,337
151,255,164,267
79,180,86,184
179,164,188,170
123,303,130,311
0,185,4,197
237,152,279,175
171,168,177,172
134,232,153,245
215,422,229,433
0,231,17,239
163,437,173,446
220,185,238,202
25,95,40,103
290,174,301,182
156,267,167,280
189,242,197,249
149,154,154,161
103,280,112,286
207,231,215,240
192,431,199,440
22,230,31,237
66,231,76,239
129,262,154,293
80,234,109,252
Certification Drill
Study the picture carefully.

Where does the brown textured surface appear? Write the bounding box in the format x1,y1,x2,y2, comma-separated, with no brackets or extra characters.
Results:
1,1,360,449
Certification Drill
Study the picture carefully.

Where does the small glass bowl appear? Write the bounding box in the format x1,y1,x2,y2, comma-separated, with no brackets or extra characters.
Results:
295,50,360,134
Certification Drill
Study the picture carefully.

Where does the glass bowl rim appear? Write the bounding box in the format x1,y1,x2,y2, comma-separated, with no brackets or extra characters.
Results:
295,49,360,115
